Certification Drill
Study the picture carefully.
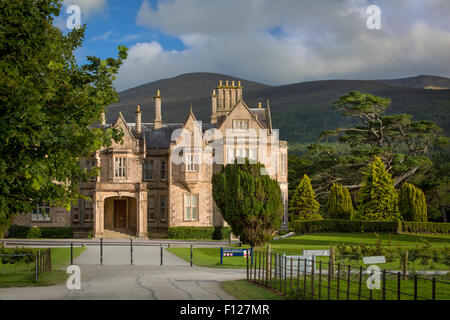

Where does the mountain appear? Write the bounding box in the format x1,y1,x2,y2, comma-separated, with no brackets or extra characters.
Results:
108,73,450,144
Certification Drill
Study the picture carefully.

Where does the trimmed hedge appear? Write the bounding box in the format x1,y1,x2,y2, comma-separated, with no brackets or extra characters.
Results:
291,219,449,234
6,225,73,239
167,226,232,240
402,221,450,234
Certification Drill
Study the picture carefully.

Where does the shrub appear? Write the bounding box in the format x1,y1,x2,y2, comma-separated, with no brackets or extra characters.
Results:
291,219,448,234
326,183,353,219
398,182,427,222
27,226,42,239
289,174,322,221
6,225,73,239
168,226,232,240
357,156,401,221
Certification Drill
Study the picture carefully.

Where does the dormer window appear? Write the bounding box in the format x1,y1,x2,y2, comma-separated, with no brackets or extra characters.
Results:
114,157,126,178
233,120,248,130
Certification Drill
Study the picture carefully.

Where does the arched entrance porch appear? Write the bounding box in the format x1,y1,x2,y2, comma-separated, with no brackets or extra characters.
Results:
103,196,137,237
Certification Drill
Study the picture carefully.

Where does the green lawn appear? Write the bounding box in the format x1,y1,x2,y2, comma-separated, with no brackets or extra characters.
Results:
0,247,85,288
167,233,450,270
221,279,286,300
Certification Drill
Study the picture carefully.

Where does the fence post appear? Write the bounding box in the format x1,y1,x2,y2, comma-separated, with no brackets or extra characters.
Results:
254,250,258,283
303,257,307,297
70,242,73,265
279,253,282,290
330,247,335,279
337,263,340,300
284,254,287,295
358,266,363,300
414,275,418,300
432,277,436,300
297,258,300,297
403,251,408,280
382,269,386,300
288,257,292,293
35,251,39,283
160,244,163,266
258,251,262,283
100,237,103,265
327,260,331,300
130,238,133,265
246,247,249,281
190,244,193,267
347,264,351,300
220,247,223,265
318,260,322,299
397,272,401,300
273,254,277,287
311,257,315,300
266,245,271,285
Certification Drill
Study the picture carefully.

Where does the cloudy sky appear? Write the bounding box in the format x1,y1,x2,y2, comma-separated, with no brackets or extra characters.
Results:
55,0,450,91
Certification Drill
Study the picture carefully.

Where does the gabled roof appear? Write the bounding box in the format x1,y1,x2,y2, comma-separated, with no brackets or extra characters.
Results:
218,99,267,130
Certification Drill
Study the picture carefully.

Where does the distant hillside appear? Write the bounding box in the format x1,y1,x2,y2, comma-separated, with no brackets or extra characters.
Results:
375,75,450,90
108,73,450,144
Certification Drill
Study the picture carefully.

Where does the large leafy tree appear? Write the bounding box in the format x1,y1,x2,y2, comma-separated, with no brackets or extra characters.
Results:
289,174,322,221
357,156,401,221
308,92,448,196
0,1,127,236
212,160,283,247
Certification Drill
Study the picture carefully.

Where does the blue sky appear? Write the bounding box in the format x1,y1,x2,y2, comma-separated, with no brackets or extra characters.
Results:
55,0,450,91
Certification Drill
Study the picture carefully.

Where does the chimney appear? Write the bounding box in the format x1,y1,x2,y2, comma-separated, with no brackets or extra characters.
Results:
135,105,141,134
211,89,217,124
101,111,106,125
153,89,162,130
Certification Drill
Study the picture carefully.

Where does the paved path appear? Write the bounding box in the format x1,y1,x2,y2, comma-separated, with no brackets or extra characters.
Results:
0,246,247,300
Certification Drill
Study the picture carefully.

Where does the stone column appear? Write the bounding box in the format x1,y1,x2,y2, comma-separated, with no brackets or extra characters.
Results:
136,190,148,238
93,193,104,238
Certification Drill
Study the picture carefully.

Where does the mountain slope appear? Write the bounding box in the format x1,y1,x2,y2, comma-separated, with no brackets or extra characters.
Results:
108,73,450,143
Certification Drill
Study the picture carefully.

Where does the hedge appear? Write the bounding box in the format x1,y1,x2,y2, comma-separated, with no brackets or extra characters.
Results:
291,219,449,234
6,225,73,239
402,221,450,234
167,226,232,240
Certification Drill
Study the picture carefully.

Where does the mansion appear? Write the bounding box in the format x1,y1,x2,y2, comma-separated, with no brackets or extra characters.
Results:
13,80,289,238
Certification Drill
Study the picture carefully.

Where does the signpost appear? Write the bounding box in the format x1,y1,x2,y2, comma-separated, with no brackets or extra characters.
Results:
303,249,330,257
363,256,386,264
220,248,252,265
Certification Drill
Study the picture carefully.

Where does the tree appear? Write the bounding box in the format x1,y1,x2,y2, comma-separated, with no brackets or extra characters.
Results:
326,183,353,219
310,92,448,196
398,182,427,222
212,160,283,247
357,156,401,221
0,1,127,236
289,174,322,221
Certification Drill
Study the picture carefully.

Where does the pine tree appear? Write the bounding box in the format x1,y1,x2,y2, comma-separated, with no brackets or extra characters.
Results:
399,182,428,222
326,183,353,219
358,156,401,221
289,174,322,221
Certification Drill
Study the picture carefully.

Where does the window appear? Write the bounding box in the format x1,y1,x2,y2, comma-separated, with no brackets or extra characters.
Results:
32,206,51,222
143,159,154,180
160,160,166,181
160,196,166,221
281,153,287,176
148,196,155,220
114,157,126,178
184,194,199,221
233,120,248,130
227,148,235,164
184,153,200,172
84,200,93,222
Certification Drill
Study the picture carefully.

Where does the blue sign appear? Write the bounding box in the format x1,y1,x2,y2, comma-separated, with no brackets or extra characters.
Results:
220,247,253,265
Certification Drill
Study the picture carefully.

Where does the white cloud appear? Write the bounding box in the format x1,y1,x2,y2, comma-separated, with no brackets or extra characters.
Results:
114,0,450,91
64,0,107,19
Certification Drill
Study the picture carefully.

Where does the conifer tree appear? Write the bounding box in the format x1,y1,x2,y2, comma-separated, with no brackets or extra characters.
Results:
289,174,322,221
399,182,428,222
326,183,353,219
358,157,401,221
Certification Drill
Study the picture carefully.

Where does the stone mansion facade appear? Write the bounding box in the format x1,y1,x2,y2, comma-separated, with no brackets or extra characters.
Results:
13,80,288,238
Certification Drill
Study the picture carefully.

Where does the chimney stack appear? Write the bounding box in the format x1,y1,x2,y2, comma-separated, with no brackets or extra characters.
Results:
153,89,162,130
135,105,141,134
211,89,217,124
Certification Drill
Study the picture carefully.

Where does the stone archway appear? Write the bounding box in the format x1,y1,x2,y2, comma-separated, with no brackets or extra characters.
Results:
103,196,137,236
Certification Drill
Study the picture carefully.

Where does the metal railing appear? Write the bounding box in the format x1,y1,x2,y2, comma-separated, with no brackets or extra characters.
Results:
247,249,450,300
